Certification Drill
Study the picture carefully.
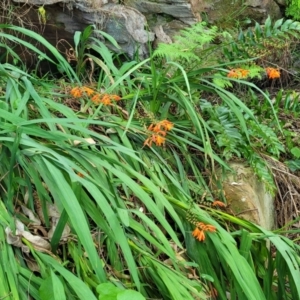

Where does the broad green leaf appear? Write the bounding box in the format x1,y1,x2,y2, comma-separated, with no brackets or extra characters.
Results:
117,290,146,300
39,273,66,300
37,253,98,300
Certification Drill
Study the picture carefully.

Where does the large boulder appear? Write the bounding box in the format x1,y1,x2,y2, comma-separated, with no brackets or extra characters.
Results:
221,162,275,230
10,0,154,60
9,0,282,60
124,0,282,34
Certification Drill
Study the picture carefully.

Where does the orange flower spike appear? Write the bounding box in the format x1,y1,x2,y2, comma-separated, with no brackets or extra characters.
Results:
239,69,249,78
143,137,153,147
227,69,239,78
160,120,174,131
153,130,167,137
197,222,206,230
70,87,83,98
100,95,112,106
91,93,102,104
196,222,216,232
151,124,162,133
111,94,121,101
147,124,155,131
212,200,226,208
266,67,280,79
203,224,217,233
192,227,206,242
81,86,95,96
154,134,166,146
227,68,249,79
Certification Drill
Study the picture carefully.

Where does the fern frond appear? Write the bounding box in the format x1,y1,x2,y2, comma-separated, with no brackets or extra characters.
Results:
249,120,284,157
246,151,276,193
213,74,233,88
174,22,218,48
154,43,200,62
245,64,263,79
153,22,218,62
202,104,242,160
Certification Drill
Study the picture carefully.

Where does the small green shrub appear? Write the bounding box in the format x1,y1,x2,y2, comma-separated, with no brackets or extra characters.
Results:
286,0,300,20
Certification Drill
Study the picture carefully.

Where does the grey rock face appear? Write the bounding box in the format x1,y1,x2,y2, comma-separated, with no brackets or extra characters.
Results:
124,0,197,24
13,0,63,3
11,1,154,59
10,0,283,59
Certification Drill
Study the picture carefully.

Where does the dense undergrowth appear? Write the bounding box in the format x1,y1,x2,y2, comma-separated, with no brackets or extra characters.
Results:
0,16,300,300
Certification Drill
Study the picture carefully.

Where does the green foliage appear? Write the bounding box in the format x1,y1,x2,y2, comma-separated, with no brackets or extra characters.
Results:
213,64,264,88
286,0,300,20
0,20,299,300
222,16,300,74
97,283,145,300
153,22,218,64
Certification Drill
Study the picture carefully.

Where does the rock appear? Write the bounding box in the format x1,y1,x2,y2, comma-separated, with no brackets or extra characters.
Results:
153,25,172,48
204,0,282,25
9,0,282,63
221,162,274,230
13,0,62,3
123,0,198,24
275,0,287,5
124,0,282,43
10,1,154,60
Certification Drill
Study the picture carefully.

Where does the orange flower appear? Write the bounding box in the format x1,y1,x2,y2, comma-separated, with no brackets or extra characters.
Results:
91,94,112,106
151,130,167,136
144,136,153,147
144,120,173,148
227,69,238,78
159,120,174,131
89,92,122,105
227,68,249,79
110,94,121,101
265,67,280,79
149,124,161,133
101,94,112,105
148,123,162,133
91,94,100,104
154,134,165,146
203,224,217,232
147,124,155,131
144,120,174,147
212,200,226,207
70,87,83,98
70,86,95,98
192,227,206,241
143,134,166,147
239,69,249,78
81,86,95,96
148,120,174,133
194,222,216,234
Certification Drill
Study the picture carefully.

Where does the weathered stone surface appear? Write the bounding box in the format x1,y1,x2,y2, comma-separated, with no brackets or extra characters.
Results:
9,0,283,61
124,0,197,24
13,0,62,3
123,0,282,42
10,1,154,60
274,0,286,5
204,0,281,25
221,162,274,230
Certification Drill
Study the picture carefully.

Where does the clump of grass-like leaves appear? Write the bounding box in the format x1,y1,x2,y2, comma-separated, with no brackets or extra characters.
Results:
0,22,299,300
